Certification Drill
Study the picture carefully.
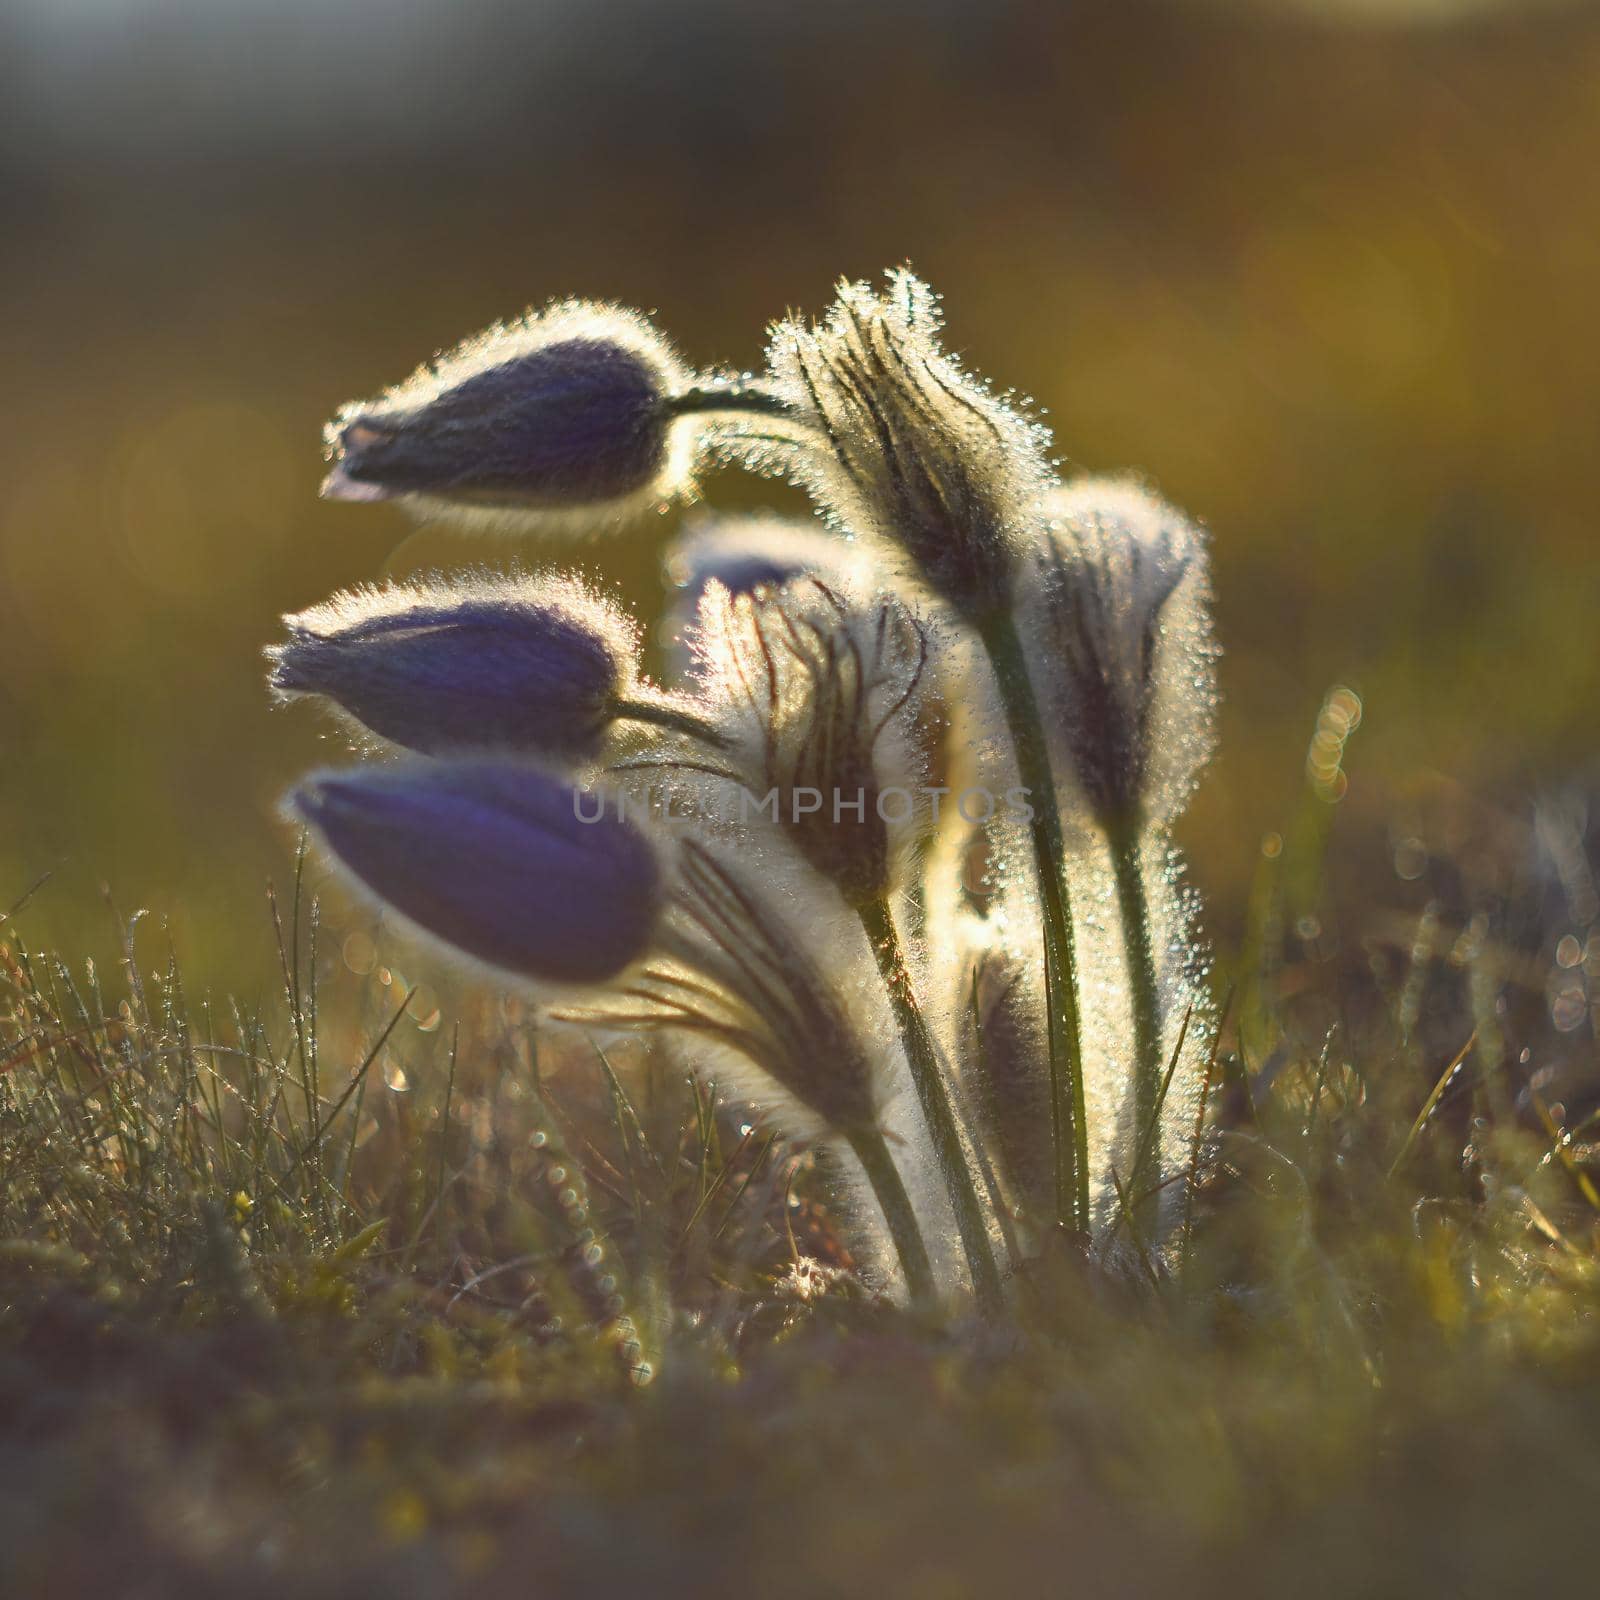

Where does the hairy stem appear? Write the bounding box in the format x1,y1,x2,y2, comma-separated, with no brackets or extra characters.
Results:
611,697,731,749
1108,814,1164,1221
977,609,1091,1235
667,383,803,423
845,1125,936,1308
858,896,1005,1315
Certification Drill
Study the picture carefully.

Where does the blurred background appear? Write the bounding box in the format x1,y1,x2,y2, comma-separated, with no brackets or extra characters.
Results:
2,0,1597,990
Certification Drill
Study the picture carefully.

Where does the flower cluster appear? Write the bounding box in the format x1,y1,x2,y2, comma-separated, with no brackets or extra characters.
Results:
274,270,1219,1309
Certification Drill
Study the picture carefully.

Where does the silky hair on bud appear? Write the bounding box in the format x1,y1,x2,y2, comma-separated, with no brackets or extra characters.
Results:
289,758,663,990
268,569,648,760
762,269,1052,622
321,299,699,534
1020,477,1219,831
688,574,931,904
658,512,884,681
662,511,876,604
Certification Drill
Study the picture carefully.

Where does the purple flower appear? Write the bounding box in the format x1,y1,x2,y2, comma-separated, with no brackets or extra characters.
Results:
658,513,875,679
267,574,637,758
291,760,661,987
321,301,694,526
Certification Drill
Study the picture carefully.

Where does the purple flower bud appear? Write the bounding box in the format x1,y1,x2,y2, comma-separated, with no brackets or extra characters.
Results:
321,301,694,526
290,760,661,987
663,514,850,603
659,513,878,679
267,574,638,758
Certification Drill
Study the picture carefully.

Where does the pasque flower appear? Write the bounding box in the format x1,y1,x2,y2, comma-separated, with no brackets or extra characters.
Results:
566,835,938,1303
763,270,1049,623
290,759,661,987
322,300,697,527
687,574,1006,1306
282,265,1227,1297
690,575,928,905
1015,477,1218,1241
663,512,863,603
269,572,722,758
1018,478,1217,831
659,513,877,680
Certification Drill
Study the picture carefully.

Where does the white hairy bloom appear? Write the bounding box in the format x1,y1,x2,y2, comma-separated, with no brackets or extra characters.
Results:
762,270,1052,622
1018,477,1219,830
688,574,931,904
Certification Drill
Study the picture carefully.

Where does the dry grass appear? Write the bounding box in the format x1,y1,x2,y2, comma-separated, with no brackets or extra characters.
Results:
3,765,1598,1598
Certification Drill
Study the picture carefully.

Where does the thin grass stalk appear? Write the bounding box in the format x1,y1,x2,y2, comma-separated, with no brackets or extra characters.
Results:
976,609,1091,1233
858,895,1004,1313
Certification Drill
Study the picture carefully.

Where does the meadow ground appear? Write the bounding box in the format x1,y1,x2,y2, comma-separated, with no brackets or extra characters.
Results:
3,765,1597,1598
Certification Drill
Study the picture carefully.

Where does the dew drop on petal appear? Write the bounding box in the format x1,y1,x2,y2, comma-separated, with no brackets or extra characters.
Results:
1551,986,1587,1033
343,931,377,975
409,982,440,1031
1394,838,1427,881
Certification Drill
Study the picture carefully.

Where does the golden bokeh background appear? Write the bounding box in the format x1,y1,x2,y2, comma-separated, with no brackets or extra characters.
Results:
3,0,1598,985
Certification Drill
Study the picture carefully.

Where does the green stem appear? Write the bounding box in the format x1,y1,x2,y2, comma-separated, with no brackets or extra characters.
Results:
858,897,1005,1315
977,609,1091,1235
845,1126,936,1308
1108,815,1164,1219
667,383,803,423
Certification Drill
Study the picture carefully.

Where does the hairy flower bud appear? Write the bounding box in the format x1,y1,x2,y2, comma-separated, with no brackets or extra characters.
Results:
1019,478,1218,830
321,301,695,528
561,835,945,1299
640,839,886,1136
663,512,863,603
764,271,1050,622
290,760,661,987
268,572,643,758
691,576,929,904
659,513,879,679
